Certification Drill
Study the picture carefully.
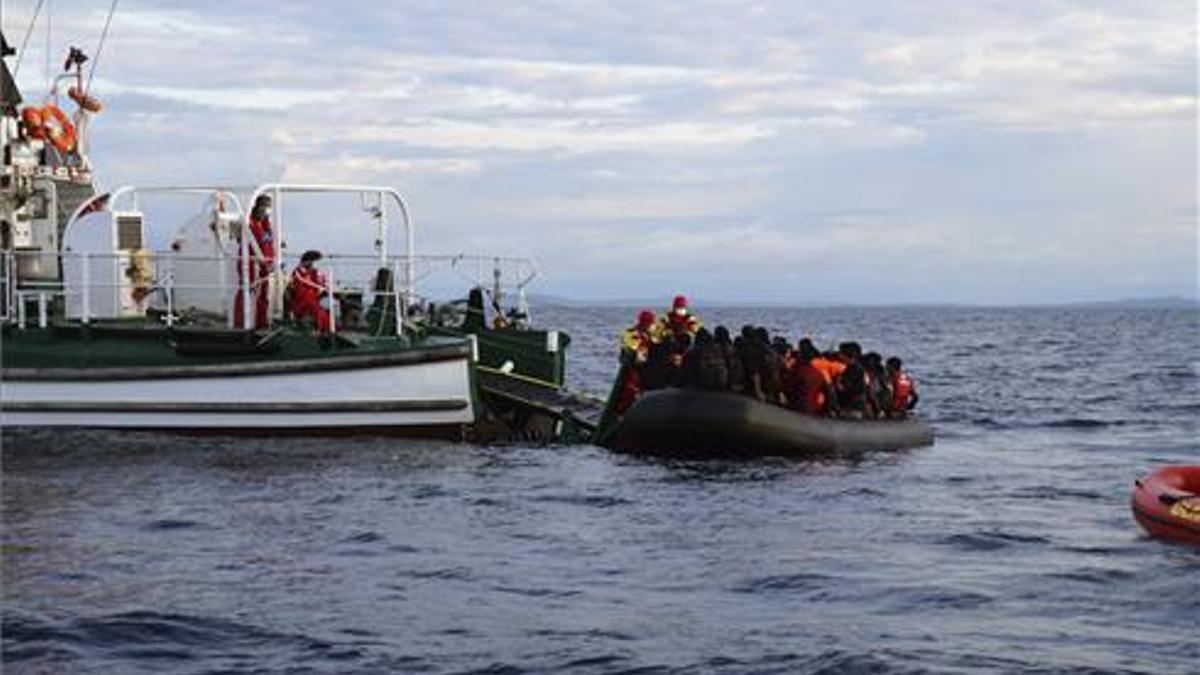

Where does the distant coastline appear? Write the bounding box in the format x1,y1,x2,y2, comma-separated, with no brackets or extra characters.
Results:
529,294,1200,310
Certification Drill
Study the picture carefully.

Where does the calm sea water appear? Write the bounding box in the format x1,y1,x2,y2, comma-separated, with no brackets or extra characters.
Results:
3,307,1198,674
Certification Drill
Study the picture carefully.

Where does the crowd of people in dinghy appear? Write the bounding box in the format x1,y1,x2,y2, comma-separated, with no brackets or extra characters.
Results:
614,295,920,420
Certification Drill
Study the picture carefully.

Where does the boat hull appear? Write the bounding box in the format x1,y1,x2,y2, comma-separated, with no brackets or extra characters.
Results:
1,347,476,431
1131,466,1200,546
609,388,934,457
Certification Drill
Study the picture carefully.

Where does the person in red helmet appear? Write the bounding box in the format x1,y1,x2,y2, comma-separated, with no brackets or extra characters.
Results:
614,309,662,414
658,294,703,345
621,309,659,363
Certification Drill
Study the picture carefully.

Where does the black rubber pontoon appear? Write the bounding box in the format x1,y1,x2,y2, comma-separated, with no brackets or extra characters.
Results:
609,388,934,457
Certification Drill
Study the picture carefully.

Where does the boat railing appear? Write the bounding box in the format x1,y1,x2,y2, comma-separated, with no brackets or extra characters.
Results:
1,249,415,338
1,249,542,335
399,253,540,326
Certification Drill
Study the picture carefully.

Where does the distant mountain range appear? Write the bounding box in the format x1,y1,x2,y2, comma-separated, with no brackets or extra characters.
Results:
528,294,1200,310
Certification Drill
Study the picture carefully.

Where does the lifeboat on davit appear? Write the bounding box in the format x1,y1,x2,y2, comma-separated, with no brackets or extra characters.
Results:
1131,465,1200,546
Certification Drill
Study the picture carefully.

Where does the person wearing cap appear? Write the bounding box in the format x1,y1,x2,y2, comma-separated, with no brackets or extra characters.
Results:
621,309,659,365
288,249,331,333
657,294,703,347
614,309,661,414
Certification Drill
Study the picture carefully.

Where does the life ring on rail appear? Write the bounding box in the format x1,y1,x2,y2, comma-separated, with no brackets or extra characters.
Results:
1131,465,1200,546
68,86,104,113
40,104,78,154
20,106,46,139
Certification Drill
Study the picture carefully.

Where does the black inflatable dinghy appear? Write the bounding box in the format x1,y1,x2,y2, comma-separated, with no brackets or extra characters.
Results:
607,388,934,457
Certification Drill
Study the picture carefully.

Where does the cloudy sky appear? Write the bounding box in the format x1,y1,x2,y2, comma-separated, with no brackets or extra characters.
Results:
5,1,1196,303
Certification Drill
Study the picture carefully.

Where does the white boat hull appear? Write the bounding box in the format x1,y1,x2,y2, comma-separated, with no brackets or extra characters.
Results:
1,354,476,431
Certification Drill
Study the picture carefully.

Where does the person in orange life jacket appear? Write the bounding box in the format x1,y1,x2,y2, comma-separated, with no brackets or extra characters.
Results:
784,338,835,416
233,194,276,329
614,310,659,414
288,250,332,333
885,356,919,418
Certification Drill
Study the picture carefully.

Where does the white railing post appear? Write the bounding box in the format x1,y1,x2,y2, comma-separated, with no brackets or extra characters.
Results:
81,253,91,325
37,292,47,328
392,260,405,336
326,267,337,335
16,291,26,329
165,272,175,328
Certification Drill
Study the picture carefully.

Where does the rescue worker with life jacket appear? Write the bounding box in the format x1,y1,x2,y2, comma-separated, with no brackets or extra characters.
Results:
288,250,332,333
885,356,919,418
657,295,702,345
614,310,660,414
234,194,275,329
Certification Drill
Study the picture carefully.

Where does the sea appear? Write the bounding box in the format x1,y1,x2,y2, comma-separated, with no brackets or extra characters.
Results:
2,306,1198,674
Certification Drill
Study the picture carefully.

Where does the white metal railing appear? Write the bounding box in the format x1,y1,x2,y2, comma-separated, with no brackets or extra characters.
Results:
2,247,543,336
3,249,408,337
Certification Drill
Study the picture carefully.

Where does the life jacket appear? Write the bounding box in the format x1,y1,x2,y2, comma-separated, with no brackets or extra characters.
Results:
621,326,655,362
811,357,845,385
659,313,702,340
789,361,828,415
891,371,914,412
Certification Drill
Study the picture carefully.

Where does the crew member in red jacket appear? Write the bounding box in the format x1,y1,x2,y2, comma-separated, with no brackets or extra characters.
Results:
288,250,331,333
233,194,276,329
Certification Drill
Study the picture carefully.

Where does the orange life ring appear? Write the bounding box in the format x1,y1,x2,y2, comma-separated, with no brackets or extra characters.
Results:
68,86,104,113
20,106,46,139
40,104,77,154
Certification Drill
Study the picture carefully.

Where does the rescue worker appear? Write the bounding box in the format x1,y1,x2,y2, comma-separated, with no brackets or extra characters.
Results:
288,250,331,333
233,194,275,329
886,356,919,418
657,294,702,345
620,310,659,365
614,310,659,414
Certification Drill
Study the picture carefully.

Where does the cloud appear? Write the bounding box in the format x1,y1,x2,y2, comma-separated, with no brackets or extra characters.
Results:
6,0,1193,302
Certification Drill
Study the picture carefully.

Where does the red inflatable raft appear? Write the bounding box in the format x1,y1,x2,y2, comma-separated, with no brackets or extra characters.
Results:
1131,465,1200,546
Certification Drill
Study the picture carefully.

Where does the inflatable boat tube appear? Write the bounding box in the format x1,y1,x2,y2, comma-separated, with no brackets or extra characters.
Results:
608,388,934,457
1131,465,1200,546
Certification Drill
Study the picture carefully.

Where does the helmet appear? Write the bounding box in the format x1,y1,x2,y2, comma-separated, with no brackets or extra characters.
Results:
637,310,656,327
671,294,689,317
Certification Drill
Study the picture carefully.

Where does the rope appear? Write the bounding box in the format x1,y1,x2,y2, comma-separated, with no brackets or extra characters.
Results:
44,0,51,92
85,0,118,94
12,0,46,78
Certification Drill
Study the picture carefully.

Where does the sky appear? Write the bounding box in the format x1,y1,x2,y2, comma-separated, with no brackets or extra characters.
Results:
4,0,1197,304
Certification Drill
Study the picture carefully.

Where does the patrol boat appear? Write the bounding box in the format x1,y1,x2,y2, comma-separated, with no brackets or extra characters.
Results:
0,36,583,436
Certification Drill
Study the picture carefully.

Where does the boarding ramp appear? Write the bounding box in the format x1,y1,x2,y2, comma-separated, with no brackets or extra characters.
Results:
476,367,606,443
